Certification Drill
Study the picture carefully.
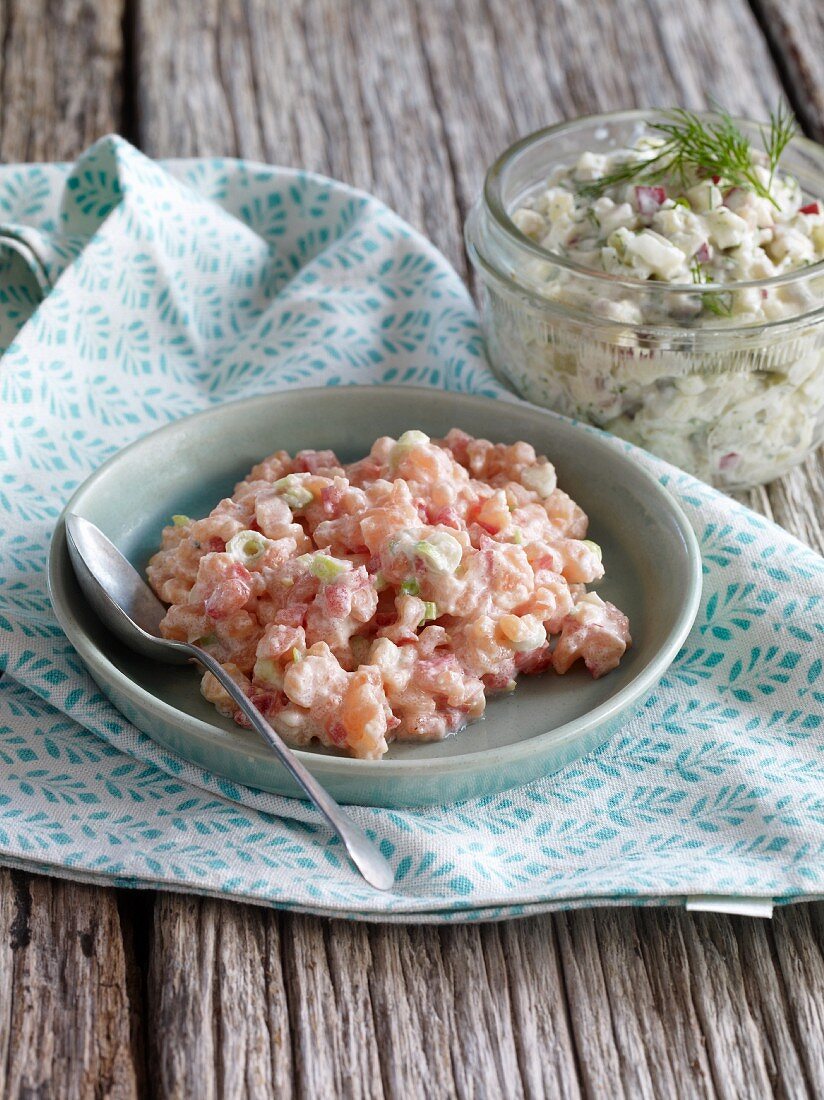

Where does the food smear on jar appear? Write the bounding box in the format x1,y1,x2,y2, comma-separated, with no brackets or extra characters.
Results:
147,430,630,760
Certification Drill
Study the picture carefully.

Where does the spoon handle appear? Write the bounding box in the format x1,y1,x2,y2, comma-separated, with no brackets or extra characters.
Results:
186,645,395,891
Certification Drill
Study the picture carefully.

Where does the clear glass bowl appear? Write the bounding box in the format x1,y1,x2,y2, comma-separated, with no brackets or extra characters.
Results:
465,109,824,489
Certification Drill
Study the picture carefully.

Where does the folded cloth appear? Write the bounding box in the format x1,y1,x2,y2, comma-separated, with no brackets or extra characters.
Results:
0,136,821,921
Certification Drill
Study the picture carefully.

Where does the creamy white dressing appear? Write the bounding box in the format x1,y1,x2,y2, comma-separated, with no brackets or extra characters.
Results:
468,126,824,488
512,138,824,313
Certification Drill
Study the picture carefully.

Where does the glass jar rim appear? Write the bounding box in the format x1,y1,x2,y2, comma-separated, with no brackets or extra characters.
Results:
483,107,824,296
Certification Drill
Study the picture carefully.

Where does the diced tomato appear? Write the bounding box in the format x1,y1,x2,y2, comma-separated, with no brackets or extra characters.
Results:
515,645,553,675
205,536,226,553
204,562,252,619
799,202,820,216
275,605,307,627
321,484,344,514
711,175,721,184
482,671,513,692
294,449,339,473
323,581,352,619
250,690,285,718
431,503,462,530
328,721,349,747
635,185,666,216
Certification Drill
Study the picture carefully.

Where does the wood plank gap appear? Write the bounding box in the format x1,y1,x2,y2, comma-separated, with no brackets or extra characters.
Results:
120,0,140,145
116,891,153,1099
748,0,817,134
278,914,309,1099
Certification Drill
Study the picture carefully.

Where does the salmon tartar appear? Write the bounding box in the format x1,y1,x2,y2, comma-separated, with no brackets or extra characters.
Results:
147,429,631,759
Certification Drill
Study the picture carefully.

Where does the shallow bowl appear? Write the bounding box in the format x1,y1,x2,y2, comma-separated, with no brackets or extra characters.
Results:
49,386,701,807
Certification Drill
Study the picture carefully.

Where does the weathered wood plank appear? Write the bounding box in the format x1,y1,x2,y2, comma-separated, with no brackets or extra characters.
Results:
134,1,824,1097
736,912,812,1095
770,904,824,1095
498,919,582,1098
0,3,143,1096
281,915,384,1099
364,924,459,1097
0,871,139,1099
137,0,464,282
682,912,782,1098
148,895,293,1099
0,0,124,161
753,0,824,144
555,908,711,1099
748,0,824,550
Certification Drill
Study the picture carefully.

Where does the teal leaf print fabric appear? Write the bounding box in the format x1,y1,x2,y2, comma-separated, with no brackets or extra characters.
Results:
0,136,822,921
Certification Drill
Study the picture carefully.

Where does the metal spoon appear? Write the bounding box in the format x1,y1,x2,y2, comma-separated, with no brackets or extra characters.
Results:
65,513,395,892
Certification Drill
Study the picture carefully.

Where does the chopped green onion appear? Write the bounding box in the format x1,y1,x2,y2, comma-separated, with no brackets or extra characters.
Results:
253,656,283,688
373,571,388,592
581,539,602,562
674,196,691,210
512,528,523,545
400,578,420,597
414,530,463,575
226,529,270,565
273,474,315,510
309,553,350,583
389,429,430,470
194,634,217,647
291,647,303,663
419,601,437,626
172,514,190,526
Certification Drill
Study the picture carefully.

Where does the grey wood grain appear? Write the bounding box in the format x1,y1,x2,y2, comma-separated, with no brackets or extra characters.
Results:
0,871,139,1099
0,0,124,162
751,0,824,550
0,3,144,1097
0,0,821,1096
753,0,824,144
131,1,824,1096
149,895,293,1098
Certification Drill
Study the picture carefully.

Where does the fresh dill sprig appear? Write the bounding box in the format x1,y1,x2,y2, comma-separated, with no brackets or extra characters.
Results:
577,104,797,209
690,260,733,318
765,100,796,187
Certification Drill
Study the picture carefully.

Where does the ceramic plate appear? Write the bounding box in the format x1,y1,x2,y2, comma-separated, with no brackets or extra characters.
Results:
49,387,701,807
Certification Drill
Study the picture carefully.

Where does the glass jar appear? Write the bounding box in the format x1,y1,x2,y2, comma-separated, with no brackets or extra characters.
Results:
465,109,824,489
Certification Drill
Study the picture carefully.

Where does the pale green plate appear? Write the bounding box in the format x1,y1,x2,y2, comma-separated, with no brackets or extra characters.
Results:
49,387,701,808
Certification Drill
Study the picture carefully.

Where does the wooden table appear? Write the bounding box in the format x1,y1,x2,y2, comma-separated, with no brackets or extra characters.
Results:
0,1,822,1095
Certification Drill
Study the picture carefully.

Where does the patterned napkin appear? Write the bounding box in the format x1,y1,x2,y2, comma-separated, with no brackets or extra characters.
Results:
0,136,821,921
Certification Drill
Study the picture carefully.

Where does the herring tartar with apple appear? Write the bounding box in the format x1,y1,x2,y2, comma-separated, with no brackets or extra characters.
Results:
512,107,823,312
466,107,824,488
